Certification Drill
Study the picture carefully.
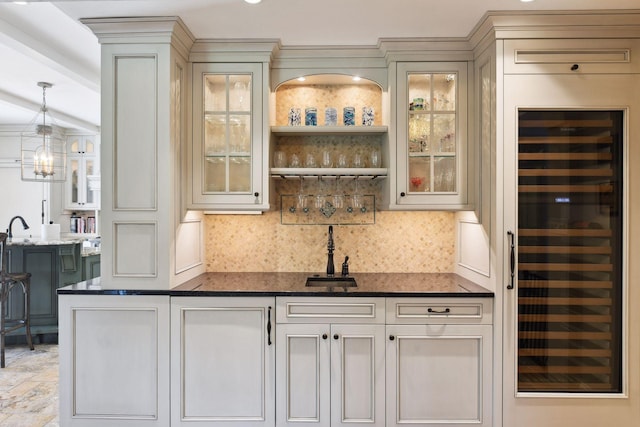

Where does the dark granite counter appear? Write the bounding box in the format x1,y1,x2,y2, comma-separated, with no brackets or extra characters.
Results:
58,272,493,297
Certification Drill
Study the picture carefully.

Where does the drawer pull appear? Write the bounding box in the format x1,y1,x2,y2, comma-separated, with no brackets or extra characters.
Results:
322,333,328,340
389,335,395,341
427,307,451,314
333,334,339,340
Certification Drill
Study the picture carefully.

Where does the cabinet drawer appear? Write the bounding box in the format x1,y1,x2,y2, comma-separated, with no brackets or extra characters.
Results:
504,39,640,75
386,298,492,325
276,297,385,324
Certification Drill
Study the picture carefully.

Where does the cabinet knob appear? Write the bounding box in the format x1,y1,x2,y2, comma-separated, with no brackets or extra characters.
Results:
400,192,406,197
571,64,579,71
322,333,328,340
254,192,260,197
333,334,339,340
389,335,395,341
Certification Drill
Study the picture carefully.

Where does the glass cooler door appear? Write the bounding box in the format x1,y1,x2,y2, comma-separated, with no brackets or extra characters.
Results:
516,110,623,393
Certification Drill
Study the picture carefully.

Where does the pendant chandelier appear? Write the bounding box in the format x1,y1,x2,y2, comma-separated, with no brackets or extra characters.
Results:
21,82,66,182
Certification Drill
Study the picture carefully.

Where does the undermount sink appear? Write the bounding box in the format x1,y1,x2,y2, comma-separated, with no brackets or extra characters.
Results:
305,276,357,288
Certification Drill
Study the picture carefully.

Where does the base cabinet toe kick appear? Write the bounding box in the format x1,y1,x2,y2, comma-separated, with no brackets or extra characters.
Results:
58,294,493,427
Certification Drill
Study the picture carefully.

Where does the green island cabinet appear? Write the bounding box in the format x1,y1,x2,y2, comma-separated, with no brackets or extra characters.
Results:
5,242,83,340
82,253,101,281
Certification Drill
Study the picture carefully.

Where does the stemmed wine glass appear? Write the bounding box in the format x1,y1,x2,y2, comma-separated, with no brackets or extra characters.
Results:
297,177,308,213
332,178,344,209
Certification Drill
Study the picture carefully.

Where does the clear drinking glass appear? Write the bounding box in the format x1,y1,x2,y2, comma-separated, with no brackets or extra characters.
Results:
321,150,333,168
274,151,287,168
337,153,349,168
352,153,365,168
289,154,301,168
370,150,381,167
305,153,317,168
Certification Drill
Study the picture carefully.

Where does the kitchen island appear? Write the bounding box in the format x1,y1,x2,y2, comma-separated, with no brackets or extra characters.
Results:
5,237,86,342
58,273,494,427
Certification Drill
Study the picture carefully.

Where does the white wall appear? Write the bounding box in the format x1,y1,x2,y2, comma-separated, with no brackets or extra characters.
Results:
0,127,49,238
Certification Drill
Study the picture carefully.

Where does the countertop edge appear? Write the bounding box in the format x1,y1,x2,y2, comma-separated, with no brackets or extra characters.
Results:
57,289,495,298
57,273,495,297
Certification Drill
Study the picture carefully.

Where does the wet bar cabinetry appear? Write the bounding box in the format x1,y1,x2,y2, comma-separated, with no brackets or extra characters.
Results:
392,62,471,210
270,75,388,182
189,50,476,212
170,297,274,427
275,297,386,427
386,298,493,427
495,33,640,427
188,61,270,211
59,282,493,427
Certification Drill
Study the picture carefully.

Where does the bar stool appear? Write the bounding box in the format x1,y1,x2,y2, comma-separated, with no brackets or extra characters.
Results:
0,232,34,368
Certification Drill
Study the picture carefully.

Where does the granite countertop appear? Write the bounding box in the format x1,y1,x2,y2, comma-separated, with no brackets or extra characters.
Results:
81,248,101,257
58,272,494,297
7,237,84,246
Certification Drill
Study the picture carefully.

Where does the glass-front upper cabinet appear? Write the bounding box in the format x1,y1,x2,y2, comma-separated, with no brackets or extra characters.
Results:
394,62,470,210
65,134,100,210
189,62,268,211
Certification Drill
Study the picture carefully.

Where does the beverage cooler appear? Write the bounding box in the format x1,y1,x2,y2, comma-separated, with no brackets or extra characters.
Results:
515,110,623,393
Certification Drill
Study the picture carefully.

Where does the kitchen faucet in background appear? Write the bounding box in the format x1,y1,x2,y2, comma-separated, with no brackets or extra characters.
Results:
7,216,29,240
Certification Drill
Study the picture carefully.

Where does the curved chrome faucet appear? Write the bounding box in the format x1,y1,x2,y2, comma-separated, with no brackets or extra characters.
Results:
7,216,30,240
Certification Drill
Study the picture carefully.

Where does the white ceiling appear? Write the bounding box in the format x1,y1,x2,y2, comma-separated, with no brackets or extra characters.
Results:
0,0,636,132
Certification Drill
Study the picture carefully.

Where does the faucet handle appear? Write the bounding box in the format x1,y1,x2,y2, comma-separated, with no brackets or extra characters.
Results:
341,256,349,277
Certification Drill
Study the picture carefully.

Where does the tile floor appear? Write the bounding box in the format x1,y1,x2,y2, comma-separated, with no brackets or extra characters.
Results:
0,344,59,427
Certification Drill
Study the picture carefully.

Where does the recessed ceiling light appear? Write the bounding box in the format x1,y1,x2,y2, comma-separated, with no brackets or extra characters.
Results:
244,0,262,4
13,1,29,5
296,77,306,82
520,0,535,2
352,76,361,81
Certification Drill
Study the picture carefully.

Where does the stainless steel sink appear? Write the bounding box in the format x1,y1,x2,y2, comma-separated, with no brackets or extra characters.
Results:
305,276,357,288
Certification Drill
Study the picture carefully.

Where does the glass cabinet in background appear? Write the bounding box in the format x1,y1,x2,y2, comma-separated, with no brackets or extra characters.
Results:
65,134,100,210
394,62,470,210
189,62,268,211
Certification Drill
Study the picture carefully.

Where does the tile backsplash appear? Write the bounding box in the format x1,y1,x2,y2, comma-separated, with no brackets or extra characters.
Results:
204,210,455,273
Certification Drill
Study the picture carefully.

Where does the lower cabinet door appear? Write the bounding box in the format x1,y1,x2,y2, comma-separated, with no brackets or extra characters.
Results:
58,294,171,427
276,323,331,427
386,324,493,427
171,297,275,427
276,323,385,427
330,324,386,427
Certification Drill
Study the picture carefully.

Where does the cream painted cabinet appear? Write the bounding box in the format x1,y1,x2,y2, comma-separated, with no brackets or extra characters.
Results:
65,134,100,210
275,297,386,427
385,298,493,427
170,297,275,427
499,37,640,427
189,62,268,211
58,294,170,427
392,62,471,210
